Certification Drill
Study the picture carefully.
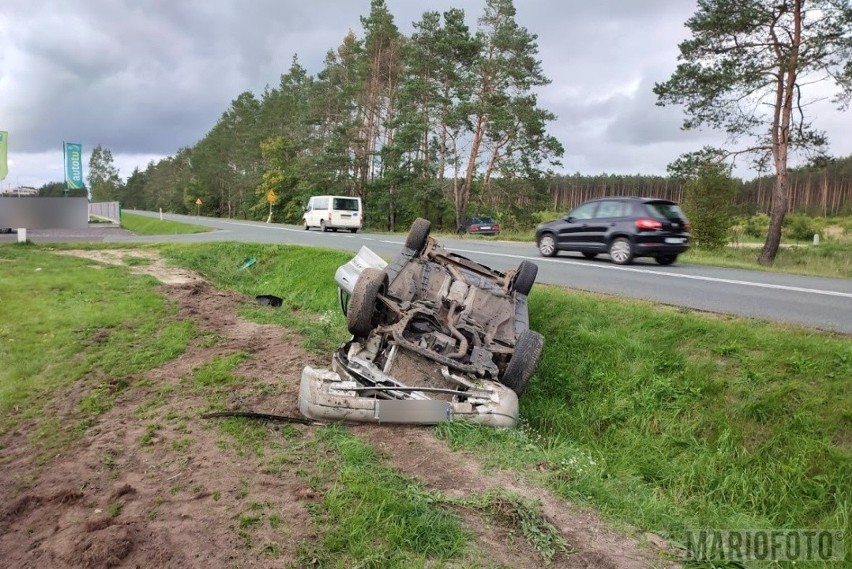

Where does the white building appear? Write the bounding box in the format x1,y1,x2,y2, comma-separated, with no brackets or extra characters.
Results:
0,186,38,196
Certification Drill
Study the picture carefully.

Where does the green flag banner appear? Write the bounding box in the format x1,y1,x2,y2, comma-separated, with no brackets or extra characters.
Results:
0,131,8,181
64,142,84,189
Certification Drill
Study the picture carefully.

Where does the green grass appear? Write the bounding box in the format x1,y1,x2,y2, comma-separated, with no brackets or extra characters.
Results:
683,242,852,278
0,245,197,450
161,242,351,352
436,286,851,566
121,212,212,235
296,425,473,568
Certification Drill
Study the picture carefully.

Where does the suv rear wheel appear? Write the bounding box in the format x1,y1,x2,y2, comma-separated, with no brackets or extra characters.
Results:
655,254,678,266
609,238,634,265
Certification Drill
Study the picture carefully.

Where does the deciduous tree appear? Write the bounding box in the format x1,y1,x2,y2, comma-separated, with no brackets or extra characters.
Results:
87,144,122,202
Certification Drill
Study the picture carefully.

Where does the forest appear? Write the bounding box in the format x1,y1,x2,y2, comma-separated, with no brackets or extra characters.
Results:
34,0,852,231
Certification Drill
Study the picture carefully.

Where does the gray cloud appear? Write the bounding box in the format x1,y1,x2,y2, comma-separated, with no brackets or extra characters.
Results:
1,0,849,188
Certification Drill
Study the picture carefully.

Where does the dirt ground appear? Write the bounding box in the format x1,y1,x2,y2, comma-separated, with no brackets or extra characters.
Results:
0,250,677,568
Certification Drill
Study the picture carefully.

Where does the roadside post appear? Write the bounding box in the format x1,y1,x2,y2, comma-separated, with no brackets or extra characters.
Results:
266,190,276,223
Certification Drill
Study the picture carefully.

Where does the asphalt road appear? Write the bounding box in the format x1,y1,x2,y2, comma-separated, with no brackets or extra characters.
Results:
10,210,852,334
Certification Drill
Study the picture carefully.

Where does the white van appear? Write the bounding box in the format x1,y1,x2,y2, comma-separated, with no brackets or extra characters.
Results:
303,195,363,233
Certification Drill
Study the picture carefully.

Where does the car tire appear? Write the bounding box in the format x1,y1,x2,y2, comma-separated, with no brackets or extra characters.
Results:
511,260,538,296
502,330,544,396
608,237,634,265
304,219,309,230
537,233,557,257
321,220,328,232
655,254,678,266
346,267,387,337
405,218,431,253
350,228,358,234
582,252,597,259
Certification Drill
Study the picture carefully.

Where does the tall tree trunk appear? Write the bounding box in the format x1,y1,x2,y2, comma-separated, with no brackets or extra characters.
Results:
458,113,486,230
759,0,801,265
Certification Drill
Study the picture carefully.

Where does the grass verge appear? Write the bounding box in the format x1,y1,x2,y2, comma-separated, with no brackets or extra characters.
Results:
436,287,851,567
161,242,352,353
0,244,197,458
682,242,852,279
121,212,212,235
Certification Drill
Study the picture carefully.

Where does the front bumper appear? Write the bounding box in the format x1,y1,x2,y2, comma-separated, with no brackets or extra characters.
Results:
299,366,519,427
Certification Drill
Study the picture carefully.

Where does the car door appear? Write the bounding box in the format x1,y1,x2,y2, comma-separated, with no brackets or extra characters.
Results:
558,201,599,249
589,200,628,250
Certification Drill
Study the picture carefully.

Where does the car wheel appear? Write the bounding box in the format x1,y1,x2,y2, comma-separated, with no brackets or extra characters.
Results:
537,233,557,257
608,237,634,265
346,267,387,337
321,220,328,232
655,254,678,266
350,228,358,234
582,252,597,259
304,219,309,230
502,330,544,396
511,260,538,296
405,218,431,253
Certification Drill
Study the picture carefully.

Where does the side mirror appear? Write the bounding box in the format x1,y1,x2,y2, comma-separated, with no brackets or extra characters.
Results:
565,215,575,223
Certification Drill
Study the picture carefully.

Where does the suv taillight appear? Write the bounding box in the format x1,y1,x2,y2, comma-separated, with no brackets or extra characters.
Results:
635,219,662,230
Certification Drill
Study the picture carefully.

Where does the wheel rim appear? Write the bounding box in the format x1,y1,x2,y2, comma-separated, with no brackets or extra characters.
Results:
539,235,555,256
610,240,630,263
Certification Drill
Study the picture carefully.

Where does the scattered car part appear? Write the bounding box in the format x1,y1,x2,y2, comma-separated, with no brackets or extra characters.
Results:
256,294,283,307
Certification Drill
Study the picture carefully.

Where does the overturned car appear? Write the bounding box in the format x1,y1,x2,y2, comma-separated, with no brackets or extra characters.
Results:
299,218,544,427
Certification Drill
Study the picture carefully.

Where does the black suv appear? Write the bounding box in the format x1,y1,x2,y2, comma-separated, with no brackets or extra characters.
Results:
535,197,690,265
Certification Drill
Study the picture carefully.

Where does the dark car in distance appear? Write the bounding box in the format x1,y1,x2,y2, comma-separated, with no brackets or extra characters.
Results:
461,216,501,235
535,197,691,265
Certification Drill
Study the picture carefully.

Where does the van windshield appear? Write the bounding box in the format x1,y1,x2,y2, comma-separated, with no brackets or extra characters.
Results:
333,198,360,211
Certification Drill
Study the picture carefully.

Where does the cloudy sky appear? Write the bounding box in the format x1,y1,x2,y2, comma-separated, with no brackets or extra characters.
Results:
2,0,850,190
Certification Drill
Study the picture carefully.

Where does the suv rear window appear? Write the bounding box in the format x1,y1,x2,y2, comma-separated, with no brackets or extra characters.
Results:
645,202,685,220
